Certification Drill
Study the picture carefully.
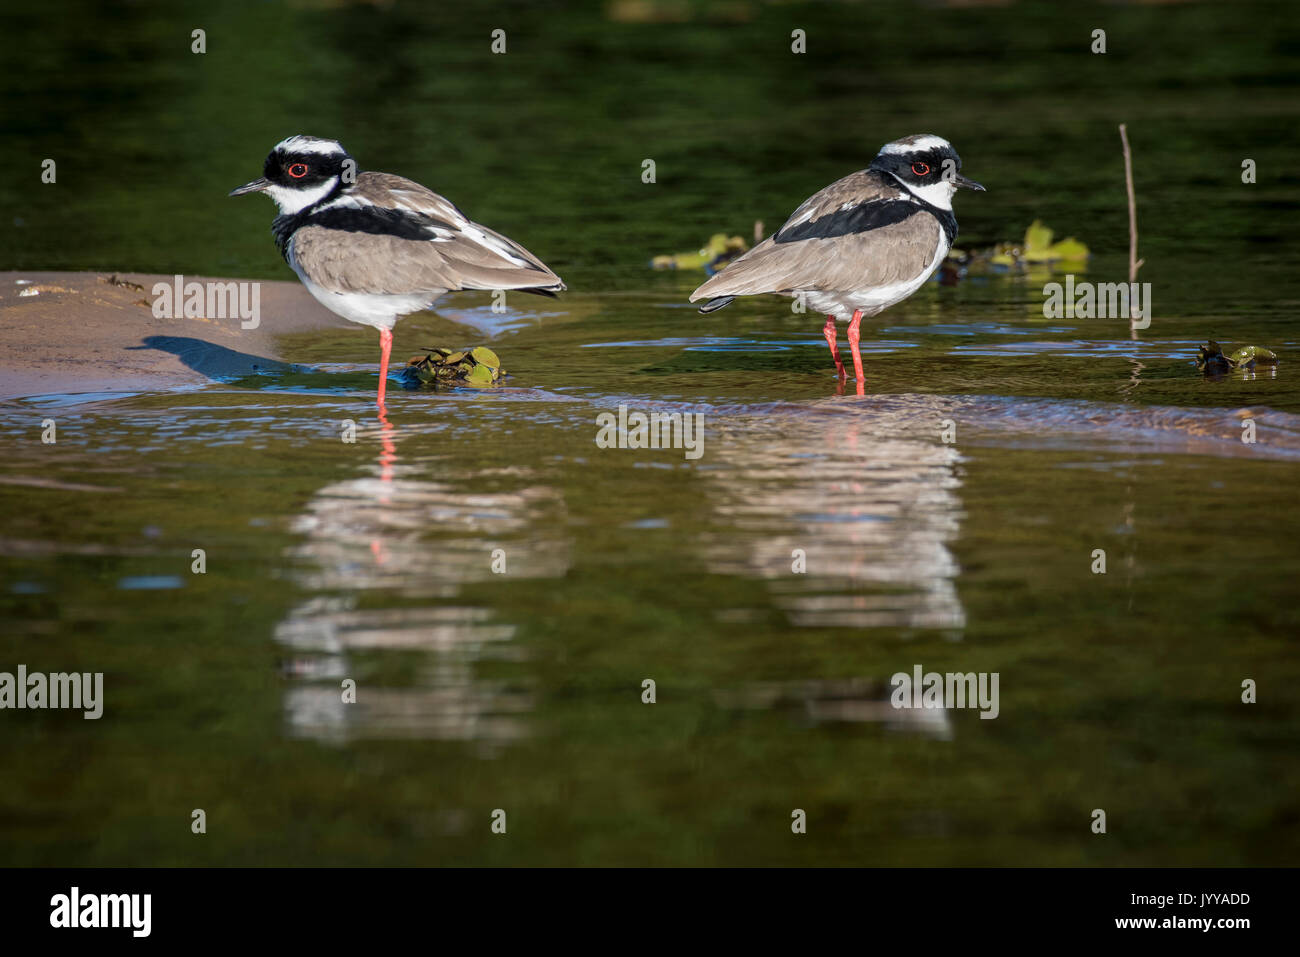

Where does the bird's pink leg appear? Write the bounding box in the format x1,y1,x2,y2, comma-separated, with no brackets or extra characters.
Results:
377,327,393,410
822,316,846,379
846,309,866,395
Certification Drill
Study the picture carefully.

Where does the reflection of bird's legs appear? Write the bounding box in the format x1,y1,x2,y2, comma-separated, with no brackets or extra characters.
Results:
822,317,847,379
846,309,866,396
374,405,398,548
377,327,393,409
377,406,396,492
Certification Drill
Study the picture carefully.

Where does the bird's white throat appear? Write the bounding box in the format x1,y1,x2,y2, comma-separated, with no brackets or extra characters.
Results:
265,177,339,215
902,178,956,211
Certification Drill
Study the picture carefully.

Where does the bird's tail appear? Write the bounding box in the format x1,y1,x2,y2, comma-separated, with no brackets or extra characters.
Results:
519,282,565,298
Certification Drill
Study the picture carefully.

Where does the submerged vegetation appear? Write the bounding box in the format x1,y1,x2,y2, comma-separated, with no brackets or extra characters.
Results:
1196,340,1280,375
651,232,752,274
401,346,506,388
942,220,1091,283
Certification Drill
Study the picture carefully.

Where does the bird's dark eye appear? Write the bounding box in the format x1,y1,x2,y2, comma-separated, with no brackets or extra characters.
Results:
911,162,930,176
287,163,309,179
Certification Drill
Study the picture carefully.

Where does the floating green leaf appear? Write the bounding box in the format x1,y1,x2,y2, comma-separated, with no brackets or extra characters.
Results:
1049,237,1090,261
948,222,1091,275
651,232,750,272
1196,341,1279,374
465,362,495,385
1022,220,1055,261
471,346,501,369
1230,345,1278,369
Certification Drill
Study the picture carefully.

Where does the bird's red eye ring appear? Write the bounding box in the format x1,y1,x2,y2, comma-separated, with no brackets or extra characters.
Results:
911,162,930,176
288,163,309,179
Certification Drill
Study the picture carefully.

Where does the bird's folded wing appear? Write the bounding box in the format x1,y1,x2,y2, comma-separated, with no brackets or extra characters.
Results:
291,172,564,295
689,169,939,299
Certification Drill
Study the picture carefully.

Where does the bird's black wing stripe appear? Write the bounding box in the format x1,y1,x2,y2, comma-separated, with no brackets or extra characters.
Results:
273,206,459,258
775,199,921,244
305,206,459,239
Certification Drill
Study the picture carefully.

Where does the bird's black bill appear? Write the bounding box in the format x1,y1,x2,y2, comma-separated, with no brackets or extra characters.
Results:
954,174,985,192
229,177,271,197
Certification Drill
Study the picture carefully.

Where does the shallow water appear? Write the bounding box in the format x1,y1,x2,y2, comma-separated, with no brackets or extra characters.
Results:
2,0,1300,865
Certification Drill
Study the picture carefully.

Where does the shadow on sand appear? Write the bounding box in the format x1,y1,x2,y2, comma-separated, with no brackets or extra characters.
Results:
130,335,289,379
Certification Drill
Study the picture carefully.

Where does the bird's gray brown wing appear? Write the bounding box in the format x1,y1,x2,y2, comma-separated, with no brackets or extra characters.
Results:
289,226,561,297
689,169,940,301
290,171,564,296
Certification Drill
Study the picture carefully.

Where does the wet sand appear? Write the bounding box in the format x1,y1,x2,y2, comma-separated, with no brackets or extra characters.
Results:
0,271,349,400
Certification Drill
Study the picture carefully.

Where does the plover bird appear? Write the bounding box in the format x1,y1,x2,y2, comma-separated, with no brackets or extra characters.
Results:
230,135,564,408
690,134,983,390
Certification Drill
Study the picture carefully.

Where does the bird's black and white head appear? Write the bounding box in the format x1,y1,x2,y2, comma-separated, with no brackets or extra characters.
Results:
868,134,984,211
229,135,354,214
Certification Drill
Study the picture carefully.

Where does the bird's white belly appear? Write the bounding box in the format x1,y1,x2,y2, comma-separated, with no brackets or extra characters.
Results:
803,233,949,321
289,251,444,330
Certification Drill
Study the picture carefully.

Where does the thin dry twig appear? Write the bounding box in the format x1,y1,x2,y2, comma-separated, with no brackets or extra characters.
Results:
1119,124,1145,332
1118,125,1143,283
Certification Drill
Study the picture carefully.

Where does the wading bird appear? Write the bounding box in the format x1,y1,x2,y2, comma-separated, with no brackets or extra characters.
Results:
690,134,983,393
231,135,564,408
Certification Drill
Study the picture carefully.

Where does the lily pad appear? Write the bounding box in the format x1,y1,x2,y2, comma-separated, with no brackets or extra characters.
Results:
465,363,495,385
471,346,501,369
1230,345,1278,369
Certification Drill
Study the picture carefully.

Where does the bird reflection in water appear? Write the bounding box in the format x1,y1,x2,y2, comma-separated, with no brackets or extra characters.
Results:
701,396,966,735
702,395,967,633
276,401,569,746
